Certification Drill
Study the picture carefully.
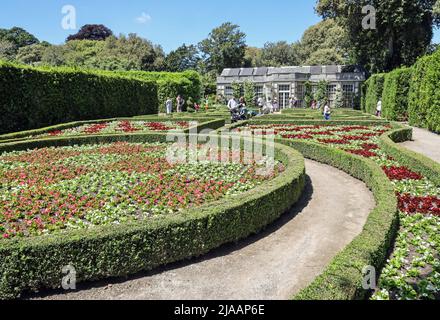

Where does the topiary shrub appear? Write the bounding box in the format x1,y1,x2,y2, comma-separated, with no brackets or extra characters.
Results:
382,67,412,121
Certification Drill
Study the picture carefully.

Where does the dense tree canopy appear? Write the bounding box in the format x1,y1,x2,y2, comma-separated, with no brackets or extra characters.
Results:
199,22,247,73
67,24,113,41
259,41,299,66
296,19,350,65
0,27,39,48
165,44,200,72
315,0,439,73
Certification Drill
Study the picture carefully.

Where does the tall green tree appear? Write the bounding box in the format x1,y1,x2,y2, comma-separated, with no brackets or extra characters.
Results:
0,27,39,48
165,44,200,72
199,22,247,73
260,41,298,66
316,0,439,73
296,19,349,65
67,24,113,41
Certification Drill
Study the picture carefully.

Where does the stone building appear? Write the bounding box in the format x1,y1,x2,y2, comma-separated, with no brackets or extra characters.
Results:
217,65,366,108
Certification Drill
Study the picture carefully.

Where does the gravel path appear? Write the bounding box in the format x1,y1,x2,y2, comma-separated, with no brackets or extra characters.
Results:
30,160,375,300
400,127,440,163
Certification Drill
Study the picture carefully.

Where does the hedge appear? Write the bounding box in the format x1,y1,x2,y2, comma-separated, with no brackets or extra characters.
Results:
225,119,390,132
363,73,385,115
115,70,202,113
0,133,306,299
378,125,440,186
381,67,412,121
288,140,398,300
408,50,440,133
223,120,400,299
0,62,159,135
0,117,225,144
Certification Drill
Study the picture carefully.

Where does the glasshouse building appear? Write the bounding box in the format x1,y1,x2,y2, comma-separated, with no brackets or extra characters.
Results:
217,65,366,108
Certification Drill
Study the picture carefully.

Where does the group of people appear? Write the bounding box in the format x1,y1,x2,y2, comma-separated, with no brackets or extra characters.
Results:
257,97,280,114
227,96,250,122
165,96,211,115
165,95,186,115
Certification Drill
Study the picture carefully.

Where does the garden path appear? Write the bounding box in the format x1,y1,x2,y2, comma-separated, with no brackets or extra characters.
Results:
400,127,440,163
32,160,375,300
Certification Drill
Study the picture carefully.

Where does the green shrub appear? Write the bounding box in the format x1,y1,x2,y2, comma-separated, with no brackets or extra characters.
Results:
116,70,202,113
408,50,440,133
0,61,158,135
0,133,305,299
382,67,412,121
364,74,385,115
290,141,399,300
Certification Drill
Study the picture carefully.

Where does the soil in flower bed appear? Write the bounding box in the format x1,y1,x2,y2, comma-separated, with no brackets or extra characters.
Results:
0,142,284,239
34,121,191,139
233,123,440,300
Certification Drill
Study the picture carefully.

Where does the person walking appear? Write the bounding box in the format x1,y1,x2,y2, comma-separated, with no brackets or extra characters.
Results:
257,96,264,113
176,95,185,113
323,102,331,120
165,97,173,115
376,99,382,117
273,98,279,113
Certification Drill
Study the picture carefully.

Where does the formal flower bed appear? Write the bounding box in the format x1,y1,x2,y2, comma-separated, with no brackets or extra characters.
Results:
234,123,440,300
0,142,284,239
34,121,191,139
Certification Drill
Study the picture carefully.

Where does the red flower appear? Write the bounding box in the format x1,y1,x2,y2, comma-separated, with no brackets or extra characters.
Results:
382,166,423,181
361,143,380,151
346,149,377,158
318,138,349,145
397,193,440,215
282,134,314,140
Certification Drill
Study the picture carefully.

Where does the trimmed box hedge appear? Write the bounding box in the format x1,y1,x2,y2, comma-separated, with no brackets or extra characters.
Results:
378,125,440,186
289,140,399,300
0,133,306,299
0,62,159,135
0,118,226,144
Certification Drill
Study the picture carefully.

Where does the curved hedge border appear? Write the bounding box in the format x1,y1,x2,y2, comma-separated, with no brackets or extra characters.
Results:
292,123,440,299
0,133,306,299
378,125,440,186
288,140,399,300
0,118,226,144
225,119,390,132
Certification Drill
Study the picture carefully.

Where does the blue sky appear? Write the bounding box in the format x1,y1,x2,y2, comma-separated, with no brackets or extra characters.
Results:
1,0,439,53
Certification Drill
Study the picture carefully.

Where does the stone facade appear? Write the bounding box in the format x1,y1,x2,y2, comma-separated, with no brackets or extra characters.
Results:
217,65,366,108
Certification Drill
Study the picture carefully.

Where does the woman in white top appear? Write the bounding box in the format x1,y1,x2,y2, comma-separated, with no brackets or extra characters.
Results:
165,98,173,115
324,103,331,120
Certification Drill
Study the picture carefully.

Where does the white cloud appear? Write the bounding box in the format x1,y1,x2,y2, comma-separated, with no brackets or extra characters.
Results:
135,12,152,24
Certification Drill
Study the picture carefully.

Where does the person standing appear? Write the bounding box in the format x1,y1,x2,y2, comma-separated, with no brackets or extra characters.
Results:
227,96,238,111
376,99,382,117
273,98,279,113
205,96,209,111
165,97,173,115
176,95,185,113
323,102,331,120
257,96,264,111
